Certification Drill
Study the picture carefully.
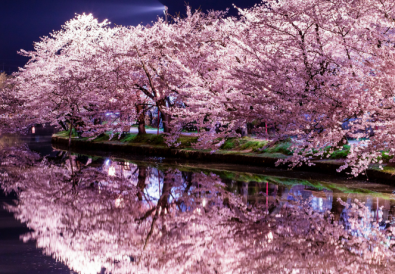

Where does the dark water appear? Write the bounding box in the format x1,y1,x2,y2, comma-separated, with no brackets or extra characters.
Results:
0,126,78,274
1,130,395,274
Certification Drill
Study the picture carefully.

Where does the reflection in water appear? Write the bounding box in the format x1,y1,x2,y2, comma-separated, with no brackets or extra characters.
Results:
0,124,56,156
1,147,395,273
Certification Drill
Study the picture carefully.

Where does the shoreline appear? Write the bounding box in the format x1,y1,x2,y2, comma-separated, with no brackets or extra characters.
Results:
51,135,395,184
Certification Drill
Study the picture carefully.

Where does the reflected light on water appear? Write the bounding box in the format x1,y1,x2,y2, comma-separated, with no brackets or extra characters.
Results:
267,231,274,243
108,166,115,176
2,146,395,273
115,196,124,208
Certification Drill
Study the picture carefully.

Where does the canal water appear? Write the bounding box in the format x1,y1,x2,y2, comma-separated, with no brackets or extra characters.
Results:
1,128,395,274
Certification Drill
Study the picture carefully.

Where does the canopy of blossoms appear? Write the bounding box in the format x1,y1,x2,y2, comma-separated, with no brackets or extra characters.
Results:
1,0,395,175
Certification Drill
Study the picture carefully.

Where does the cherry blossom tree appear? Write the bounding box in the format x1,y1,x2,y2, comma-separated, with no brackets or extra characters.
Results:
10,14,140,143
106,7,235,141
4,1,395,175
219,0,395,175
107,16,182,134
157,8,240,147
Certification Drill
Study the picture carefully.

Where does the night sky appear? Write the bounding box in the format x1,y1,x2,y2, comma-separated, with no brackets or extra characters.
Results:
1,0,261,73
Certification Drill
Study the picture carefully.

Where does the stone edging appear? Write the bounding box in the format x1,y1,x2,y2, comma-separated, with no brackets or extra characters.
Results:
51,135,395,184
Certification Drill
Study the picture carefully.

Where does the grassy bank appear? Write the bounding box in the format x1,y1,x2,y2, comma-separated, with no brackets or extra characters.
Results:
54,131,363,160
52,131,395,183
55,131,295,157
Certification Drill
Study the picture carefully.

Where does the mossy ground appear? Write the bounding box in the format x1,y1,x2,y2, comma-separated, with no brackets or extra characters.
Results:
220,137,269,151
54,131,394,161
328,145,350,159
56,129,79,138
131,125,159,130
55,131,198,148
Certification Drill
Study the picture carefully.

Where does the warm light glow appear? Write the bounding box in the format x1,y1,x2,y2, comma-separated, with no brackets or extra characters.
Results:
3,150,393,274
267,231,273,243
115,197,124,208
108,166,116,176
32,126,35,134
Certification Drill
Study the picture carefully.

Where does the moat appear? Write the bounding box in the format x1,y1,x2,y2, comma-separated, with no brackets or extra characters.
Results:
1,128,395,274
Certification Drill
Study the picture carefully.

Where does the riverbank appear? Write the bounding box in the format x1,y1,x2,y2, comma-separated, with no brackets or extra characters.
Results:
51,132,395,184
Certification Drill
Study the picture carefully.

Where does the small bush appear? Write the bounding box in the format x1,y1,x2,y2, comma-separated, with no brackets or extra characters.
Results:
379,151,393,163
132,134,165,145
220,137,268,151
241,140,269,151
93,133,110,142
56,129,78,138
329,145,350,159
120,133,137,143
262,142,293,155
221,138,237,149
178,136,199,147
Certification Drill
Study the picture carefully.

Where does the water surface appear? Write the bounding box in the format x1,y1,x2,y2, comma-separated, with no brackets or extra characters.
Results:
1,131,395,274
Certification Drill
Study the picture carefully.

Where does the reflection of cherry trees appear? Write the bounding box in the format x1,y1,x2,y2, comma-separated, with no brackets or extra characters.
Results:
1,148,395,273
0,144,40,168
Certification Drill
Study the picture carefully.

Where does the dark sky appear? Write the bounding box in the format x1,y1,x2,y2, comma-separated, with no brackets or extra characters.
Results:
0,0,261,73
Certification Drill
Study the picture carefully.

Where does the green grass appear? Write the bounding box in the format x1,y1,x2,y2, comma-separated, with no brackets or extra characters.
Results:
126,134,197,147
220,138,353,158
177,136,199,148
220,137,269,151
132,134,165,145
220,137,293,156
92,133,111,142
220,138,237,149
380,151,394,163
261,141,293,155
120,133,137,143
56,129,386,161
55,130,78,138
322,146,394,162
131,125,159,130
327,145,350,159
87,132,198,148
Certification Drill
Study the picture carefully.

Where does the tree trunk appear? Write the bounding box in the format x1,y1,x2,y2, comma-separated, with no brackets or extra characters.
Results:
336,136,348,148
161,111,171,133
157,109,160,135
58,120,68,131
68,120,73,148
136,104,146,135
158,99,171,133
149,111,153,126
143,170,173,250
137,166,147,201
247,123,253,135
